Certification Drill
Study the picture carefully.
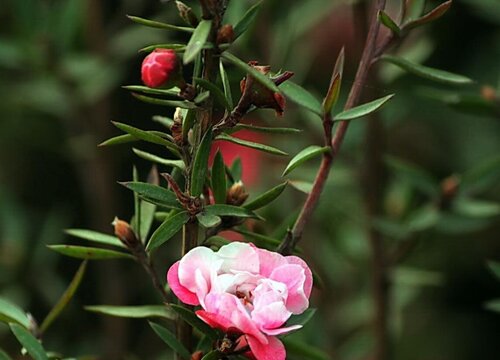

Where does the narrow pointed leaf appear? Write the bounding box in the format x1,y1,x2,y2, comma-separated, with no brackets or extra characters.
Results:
191,129,213,197
120,182,181,209
183,19,212,64
201,350,221,360
48,245,133,260
139,167,160,242
216,133,287,156
403,1,453,30
282,338,329,360
127,15,193,32
132,166,140,234
9,324,48,360
234,0,263,39
283,146,330,176
334,94,395,121
279,81,322,115
219,61,233,108
194,77,231,111
235,228,282,249
152,116,174,128
139,43,187,53
182,109,196,141
485,299,500,313
381,55,473,85
211,150,227,204
99,134,137,146
487,261,500,281
460,155,500,194
204,204,260,219
194,91,211,104
289,180,313,194
122,85,181,97
133,148,185,170
378,10,401,35
85,305,174,319
40,261,87,333
384,156,439,196
230,124,301,134
169,304,218,339
244,181,288,210
406,0,426,21
146,211,190,251
149,322,191,360
196,213,222,228
64,229,125,248
454,199,500,218
221,52,279,92
0,298,30,328
323,47,344,114
132,93,198,109
284,308,316,328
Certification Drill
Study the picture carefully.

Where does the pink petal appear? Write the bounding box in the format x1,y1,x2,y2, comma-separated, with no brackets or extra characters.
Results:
252,301,291,331
262,324,302,336
196,310,232,332
286,255,313,298
178,247,221,294
218,242,260,274
270,264,309,314
166,261,199,306
247,335,286,360
254,247,287,277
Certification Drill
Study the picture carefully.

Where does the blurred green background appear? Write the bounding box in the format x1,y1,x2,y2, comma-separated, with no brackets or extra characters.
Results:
1,0,500,359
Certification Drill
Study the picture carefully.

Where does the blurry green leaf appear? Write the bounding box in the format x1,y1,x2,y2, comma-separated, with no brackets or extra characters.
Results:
454,198,500,218
204,236,230,248
204,205,260,219
191,129,213,197
216,133,287,156
487,261,500,281
282,338,329,360
323,47,344,114
406,205,441,232
120,182,181,209
99,134,137,146
230,124,302,134
196,213,222,228
0,298,30,328
403,1,452,30
48,245,133,260
436,213,491,234
406,0,426,21
122,85,180,97
284,308,316,328
334,94,395,121
85,305,174,319
384,156,439,197
392,267,444,286
234,0,263,39
147,212,190,251
194,91,212,105
219,61,233,108
139,43,187,53
40,261,87,333
184,19,212,64
201,350,220,360
244,182,288,211
149,322,191,360
194,77,231,111
127,15,193,32
211,151,227,204
283,146,329,176
381,55,473,85
152,116,174,128
485,299,500,313
222,52,280,92
133,148,185,170
0,349,12,360
460,155,500,194
170,304,218,339
132,93,198,109
279,81,322,116
235,228,282,249
372,218,409,240
64,229,124,248
289,180,313,194
9,324,48,360
230,158,243,182
378,10,401,35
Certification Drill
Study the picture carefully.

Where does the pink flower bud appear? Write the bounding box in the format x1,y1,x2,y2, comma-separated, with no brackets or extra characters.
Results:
141,49,179,88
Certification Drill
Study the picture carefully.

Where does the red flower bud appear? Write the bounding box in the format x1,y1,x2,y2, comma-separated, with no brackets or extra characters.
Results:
141,49,180,88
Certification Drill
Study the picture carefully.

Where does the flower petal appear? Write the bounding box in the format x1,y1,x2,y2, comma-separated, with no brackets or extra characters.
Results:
218,242,260,274
270,264,309,314
247,335,286,360
262,324,302,336
167,261,199,306
178,246,222,294
286,255,313,298
254,247,288,277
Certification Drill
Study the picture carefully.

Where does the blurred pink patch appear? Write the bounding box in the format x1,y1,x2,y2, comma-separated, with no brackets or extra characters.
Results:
167,242,313,360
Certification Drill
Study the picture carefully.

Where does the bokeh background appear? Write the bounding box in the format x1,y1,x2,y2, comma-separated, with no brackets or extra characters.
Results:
1,0,500,359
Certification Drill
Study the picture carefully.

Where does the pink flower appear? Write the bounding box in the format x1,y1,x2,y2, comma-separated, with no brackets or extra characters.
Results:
141,49,179,88
167,242,313,360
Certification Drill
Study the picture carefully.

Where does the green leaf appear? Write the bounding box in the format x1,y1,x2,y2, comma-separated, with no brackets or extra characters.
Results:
201,350,221,360
406,205,441,232
133,148,185,170
183,19,212,64
230,158,242,182
120,182,181,209
384,156,439,197
147,211,190,251
194,77,231,111
0,298,30,328
403,1,453,31
0,349,12,360
289,180,313,194
283,146,329,176
405,0,426,21
211,150,227,204
381,55,473,85
219,61,233,108
40,261,87,333
112,121,181,156
9,324,48,360
191,129,213,197
126,15,194,33
334,94,395,121
204,236,230,249
221,52,279,92
48,245,133,260
216,133,287,156
99,134,137,146
196,213,222,228
149,322,191,360
139,43,188,53
122,85,180,97
235,228,282,249
152,116,174,128
279,81,322,115
244,181,288,211
284,308,316,328
378,10,401,35
132,93,198,109
204,204,260,219
85,305,174,319
323,47,344,114
460,155,500,194
485,299,500,313
64,229,125,248
233,0,263,39
169,304,218,340
454,199,500,218
230,124,302,134
487,261,500,281
139,166,160,242
282,338,329,360
182,109,196,141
